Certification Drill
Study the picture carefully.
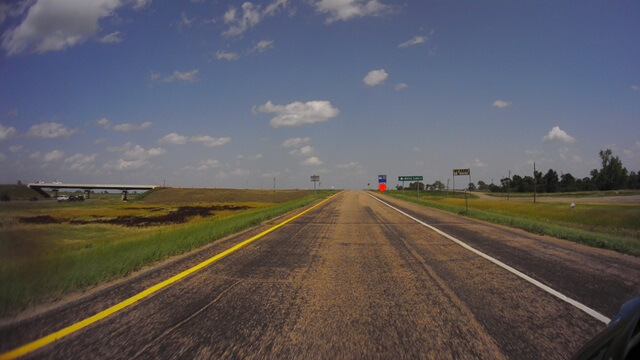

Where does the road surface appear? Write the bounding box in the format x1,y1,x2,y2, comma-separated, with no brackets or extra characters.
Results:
2,190,639,359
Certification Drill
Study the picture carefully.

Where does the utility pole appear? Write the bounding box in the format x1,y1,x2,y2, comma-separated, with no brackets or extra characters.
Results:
533,162,537,204
446,179,450,198
273,177,276,191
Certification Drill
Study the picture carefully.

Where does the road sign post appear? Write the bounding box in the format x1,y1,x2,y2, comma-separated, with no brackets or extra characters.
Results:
453,169,471,195
398,176,423,198
310,175,320,197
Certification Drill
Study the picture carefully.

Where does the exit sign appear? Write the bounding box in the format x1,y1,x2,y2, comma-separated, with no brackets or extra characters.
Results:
399,176,423,181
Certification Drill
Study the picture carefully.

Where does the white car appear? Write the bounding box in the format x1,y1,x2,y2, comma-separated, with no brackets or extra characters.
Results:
56,195,69,202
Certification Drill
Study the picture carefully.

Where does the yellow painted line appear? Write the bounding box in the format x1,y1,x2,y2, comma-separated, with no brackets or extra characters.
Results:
0,193,338,360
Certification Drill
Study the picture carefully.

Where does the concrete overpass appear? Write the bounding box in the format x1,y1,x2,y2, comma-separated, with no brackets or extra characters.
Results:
27,183,159,200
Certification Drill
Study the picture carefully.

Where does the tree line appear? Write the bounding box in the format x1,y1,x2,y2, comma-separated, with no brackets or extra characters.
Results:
397,149,640,193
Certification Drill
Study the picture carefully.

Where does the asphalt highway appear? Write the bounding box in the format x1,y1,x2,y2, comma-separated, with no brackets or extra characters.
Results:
2,190,639,359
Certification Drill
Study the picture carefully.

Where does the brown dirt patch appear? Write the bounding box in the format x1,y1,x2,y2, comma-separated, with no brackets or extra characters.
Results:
18,205,252,227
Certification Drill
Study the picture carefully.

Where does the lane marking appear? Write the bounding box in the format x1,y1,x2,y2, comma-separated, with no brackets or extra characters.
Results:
0,194,339,360
368,194,611,324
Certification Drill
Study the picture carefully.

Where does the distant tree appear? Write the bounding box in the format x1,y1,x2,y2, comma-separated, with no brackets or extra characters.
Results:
522,176,535,192
511,174,524,192
592,149,628,190
500,177,510,191
477,180,489,191
543,169,559,193
395,184,403,191
626,171,639,189
407,182,425,191
468,182,476,191
559,173,577,192
431,180,445,190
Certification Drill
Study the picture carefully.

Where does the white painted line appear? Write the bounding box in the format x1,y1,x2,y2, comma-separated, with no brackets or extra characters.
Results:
368,194,611,324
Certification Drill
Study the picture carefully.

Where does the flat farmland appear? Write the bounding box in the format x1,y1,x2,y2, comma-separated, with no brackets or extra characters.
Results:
0,188,333,318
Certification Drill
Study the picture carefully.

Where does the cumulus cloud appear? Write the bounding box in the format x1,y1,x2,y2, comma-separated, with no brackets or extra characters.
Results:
163,69,199,83
1,0,147,55
216,50,239,61
64,153,97,170
282,137,311,148
472,159,486,168
314,0,389,24
99,31,123,44
302,156,322,166
0,123,17,141
289,145,314,156
158,132,189,145
363,69,388,86
398,35,426,48
492,100,512,108
27,122,79,138
222,0,288,37
113,121,152,132
43,149,64,162
179,11,195,29
95,117,111,128
237,153,263,160
394,83,408,91
106,144,165,170
191,136,231,147
158,133,231,147
251,40,273,52
184,159,219,171
255,100,339,128
542,126,576,144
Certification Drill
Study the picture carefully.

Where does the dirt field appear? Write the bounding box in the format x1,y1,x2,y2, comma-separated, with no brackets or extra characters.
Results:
140,188,315,204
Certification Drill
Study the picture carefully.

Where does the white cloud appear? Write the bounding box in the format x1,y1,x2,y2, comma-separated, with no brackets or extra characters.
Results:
363,69,388,86
113,121,152,132
132,0,152,10
180,11,195,29
472,159,486,168
190,136,231,147
187,159,219,171
337,161,361,170
0,123,17,141
289,145,314,156
256,100,339,128
29,152,41,159
0,0,145,55
251,40,273,52
314,0,389,24
282,137,311,148
99,31,123,44
43,149,64,162
631,85,640,91
398,35,426,48
9,145,23,153
94,138,105,144
158,132,188,145
237,153,263,160
96,117,111,128
492,100,511,108
164,69,199,83
216,50,239,61
27,122,79,138
106,144,165,171
222,0,288,37
64,153,97,170
394,83,408,91
302,156,322,166
542,126,576,144
231,168,250,176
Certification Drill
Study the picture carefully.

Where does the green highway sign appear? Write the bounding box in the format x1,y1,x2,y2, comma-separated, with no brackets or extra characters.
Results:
398,176,423,181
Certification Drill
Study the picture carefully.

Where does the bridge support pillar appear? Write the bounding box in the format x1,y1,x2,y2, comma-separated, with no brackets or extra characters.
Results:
121,190,128,201
84,190,91,199
52,189,58,198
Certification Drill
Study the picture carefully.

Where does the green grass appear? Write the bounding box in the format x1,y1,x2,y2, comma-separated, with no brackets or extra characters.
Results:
0,190,336,317
383,190,640,257
484,189,640,198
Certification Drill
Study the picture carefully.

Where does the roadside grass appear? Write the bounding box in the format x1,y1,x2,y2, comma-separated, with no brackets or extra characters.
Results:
383,190,640,257
483,189,640,198
0,190,335,318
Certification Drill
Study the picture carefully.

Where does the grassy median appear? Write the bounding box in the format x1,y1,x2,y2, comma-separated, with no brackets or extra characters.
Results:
383,190,640,257
0,190,335,318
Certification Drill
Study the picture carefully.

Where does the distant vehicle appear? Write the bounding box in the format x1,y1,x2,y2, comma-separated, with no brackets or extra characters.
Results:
56,195,69,202
52,181,62,184
68,195,76,201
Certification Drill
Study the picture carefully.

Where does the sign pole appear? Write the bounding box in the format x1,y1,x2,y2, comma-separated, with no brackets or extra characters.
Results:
417,180,420,198
452,170,455,195
402,181,405,196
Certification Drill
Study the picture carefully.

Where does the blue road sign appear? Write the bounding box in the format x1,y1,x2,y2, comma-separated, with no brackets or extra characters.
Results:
378,175,387,183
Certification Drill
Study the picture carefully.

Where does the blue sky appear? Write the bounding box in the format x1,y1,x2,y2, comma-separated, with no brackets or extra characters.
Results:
1,0,639,190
